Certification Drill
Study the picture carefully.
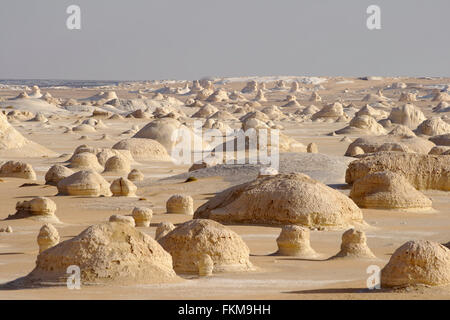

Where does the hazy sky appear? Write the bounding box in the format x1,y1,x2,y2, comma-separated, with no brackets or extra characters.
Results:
0,0,449,80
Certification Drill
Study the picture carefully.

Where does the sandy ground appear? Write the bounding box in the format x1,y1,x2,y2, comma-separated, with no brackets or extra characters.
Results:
0,77,449,299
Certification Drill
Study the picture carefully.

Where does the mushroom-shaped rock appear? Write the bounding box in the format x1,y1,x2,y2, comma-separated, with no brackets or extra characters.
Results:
110,177,137,197
158,219,253,273
194,173,365,229
103,156,131,174
16,197,57,217
166,194,194,215
155,222,176,241
345,152,450,191
20,222,180,285
349,171,432,210
333,228,375,259
276,225,317,258
348,146,365,157
37,224,60,253
132,207,153,227
112,138,172,161
45,165,74,185
109,214,135,227
57,170,112,197
311,102,344,121
344,135,435,156
0,161,36,180
381,240,450,288
67,152,103,172
128,168,144,181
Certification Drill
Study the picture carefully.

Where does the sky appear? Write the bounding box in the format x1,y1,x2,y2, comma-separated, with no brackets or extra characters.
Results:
0,0,449,80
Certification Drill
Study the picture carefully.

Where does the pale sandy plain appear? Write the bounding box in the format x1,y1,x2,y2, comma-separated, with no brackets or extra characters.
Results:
0,76,449,299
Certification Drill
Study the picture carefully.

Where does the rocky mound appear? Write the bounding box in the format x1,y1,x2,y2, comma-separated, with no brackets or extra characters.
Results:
194,173,365,229
275,225,318,258
336,115,387,135
158,219,253,274
112,138,172,161
0,112,55,157
416,118,450,136
45,165,74,185
0,161,36,180
388,104,426,129
311,102,344,121
344,135,435,155
429,134,450,146
57,170,112,197
381,240,450,288
18,222,180,286
346,152,450,191
332,228,376,259
349,171,432,209
133,118,203,153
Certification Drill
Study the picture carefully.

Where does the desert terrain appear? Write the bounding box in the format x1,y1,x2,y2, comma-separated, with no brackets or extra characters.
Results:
0,76,449,299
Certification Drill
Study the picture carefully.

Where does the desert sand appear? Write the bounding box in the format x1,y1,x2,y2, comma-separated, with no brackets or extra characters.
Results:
0,76,449,300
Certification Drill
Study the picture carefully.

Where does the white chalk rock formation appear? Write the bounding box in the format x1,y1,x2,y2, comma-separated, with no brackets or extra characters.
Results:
194,173,365,229
57,170,112,197
307,142,319,153
128,168,144,181
333,228,376,259
344,135,435,155
241,81,258,94
345,152,450,191
388,104,426,129
254,89,267,102
198,254,214,276
336,115,387,135
37,224,60,253
309,92,322,102
113,138,172,161
349,171,432,209
45,165,74,185
0,161,36,180
166,194,194,215
155,222,176,241
311,102,344,121
398,92,417,102
109,214,135,227
22,222,180,285
415,117,450,136
206,89,228,102
132,207,153,227
191,104,218,118
110,177,137,197
276,225,317,258
381,240,450,288
67,152,104,172
158,219,253,273
15,197,57,219
103,156,131,174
